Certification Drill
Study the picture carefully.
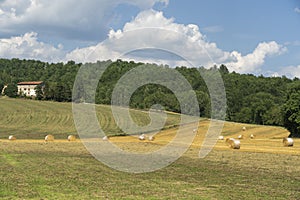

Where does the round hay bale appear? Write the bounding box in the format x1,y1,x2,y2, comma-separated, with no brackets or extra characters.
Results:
102,136,108,141
250,134,255,139
67,135,76,142
226,138,240,149
225,138,234,146
283,138,293,147
193,129,197,133
218,136,224,140
45,134,54,142
8,135,16,141
139,134,145,140
148,136,155,141
225,138,234,143
242,126,246,131
238,134,243,139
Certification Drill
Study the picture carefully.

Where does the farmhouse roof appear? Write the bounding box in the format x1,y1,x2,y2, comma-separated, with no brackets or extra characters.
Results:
17,81,43,85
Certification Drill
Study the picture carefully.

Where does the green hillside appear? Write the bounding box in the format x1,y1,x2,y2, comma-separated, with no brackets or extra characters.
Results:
0,98,180,139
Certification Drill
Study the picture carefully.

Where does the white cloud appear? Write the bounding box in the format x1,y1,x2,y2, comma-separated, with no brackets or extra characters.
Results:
225,41,287,73
67,9,286,74
0,7,287,75
125,0,169,9
0,1,290,76
285,40,300,46
202,25,223,33
274,65,300,78
67,10,215,66
0,32,65,62
0,0,168,40
295,7,300,14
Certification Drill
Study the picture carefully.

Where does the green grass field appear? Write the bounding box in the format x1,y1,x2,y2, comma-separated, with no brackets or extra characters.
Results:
0,98,300,199
0,97,180,139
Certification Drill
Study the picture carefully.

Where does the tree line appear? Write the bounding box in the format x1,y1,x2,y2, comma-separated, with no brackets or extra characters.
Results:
0,58,300,136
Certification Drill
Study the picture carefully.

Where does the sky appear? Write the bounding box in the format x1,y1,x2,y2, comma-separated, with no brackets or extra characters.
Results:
0,0,300,78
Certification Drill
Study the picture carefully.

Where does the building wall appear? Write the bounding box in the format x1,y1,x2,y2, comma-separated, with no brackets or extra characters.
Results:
18,85,39,97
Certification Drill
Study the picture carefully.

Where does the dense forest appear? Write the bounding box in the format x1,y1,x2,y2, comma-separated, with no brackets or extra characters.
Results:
0,58,300,136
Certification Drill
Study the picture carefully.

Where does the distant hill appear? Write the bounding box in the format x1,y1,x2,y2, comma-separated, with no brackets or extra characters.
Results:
0,58,299,128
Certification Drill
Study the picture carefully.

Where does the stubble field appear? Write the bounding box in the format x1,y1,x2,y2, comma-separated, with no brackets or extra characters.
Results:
0,98,299,199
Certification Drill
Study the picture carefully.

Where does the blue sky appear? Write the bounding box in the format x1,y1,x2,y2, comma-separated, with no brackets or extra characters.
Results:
0,0,299,77
162,0,300,72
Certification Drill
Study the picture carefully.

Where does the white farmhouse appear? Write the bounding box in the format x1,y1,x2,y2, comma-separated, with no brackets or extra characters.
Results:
17,81,43,97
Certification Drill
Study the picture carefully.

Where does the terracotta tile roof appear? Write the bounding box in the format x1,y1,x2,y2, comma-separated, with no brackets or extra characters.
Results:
17,81,43,85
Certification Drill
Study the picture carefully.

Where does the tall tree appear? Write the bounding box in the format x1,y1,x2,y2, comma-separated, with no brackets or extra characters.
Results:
35,84,44,100
4,84,18,98
283,82,300,137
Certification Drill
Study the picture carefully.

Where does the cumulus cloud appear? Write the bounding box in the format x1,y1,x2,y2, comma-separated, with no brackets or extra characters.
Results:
273,65,300,78
0,0,168,40
225,41,287,73
67,10,214,66
0,6,286,74
0,32,65,62
67,9,286,74
295,7,300,14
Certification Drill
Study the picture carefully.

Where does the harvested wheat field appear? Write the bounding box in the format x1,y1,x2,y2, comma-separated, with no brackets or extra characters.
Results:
1,119,298,155
1,123,300,199
1,99,300,199
106,119,300,156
